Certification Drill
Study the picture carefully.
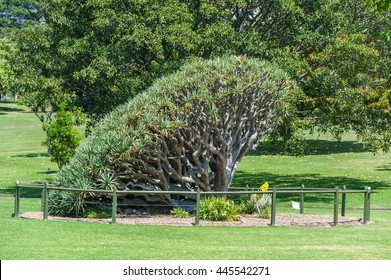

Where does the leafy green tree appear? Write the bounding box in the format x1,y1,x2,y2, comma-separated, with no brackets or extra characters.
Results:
237,0,391,152
0,38,15,99
366,0,391,11
16,0,198,126
42,103,82,169
10,22,77,134
0,0,41,36
12,0,391,152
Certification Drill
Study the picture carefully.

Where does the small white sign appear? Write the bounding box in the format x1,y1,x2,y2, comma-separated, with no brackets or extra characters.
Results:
292,201,300,210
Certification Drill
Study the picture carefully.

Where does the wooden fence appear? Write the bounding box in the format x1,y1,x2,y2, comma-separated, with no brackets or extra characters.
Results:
14,181,371,226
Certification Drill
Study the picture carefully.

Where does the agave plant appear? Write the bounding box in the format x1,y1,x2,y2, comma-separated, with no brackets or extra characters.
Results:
97,173,118,190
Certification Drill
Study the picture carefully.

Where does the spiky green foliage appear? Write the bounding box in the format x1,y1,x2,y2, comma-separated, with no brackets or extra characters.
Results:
49,56,294,216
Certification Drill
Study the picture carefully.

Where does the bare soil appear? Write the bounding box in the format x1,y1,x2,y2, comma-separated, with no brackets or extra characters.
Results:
19,212,365,227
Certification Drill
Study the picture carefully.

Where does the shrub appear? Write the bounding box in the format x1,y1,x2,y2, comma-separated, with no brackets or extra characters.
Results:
238,194,257,214
85,209,111,219
86,210,98,219
170,208,190,218
42,103,82,169
259,208,270,219
48,190,85,217
238,182,272,218
200,196,240,222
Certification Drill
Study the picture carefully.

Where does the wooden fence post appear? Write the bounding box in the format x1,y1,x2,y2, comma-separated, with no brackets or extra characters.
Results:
333,187,339,226
270,188,277,226
341,186,346,217
364,187,371,224
367,187,371,222
14,181,20,218
112,186,117,223
43,182,49,220
195,187,201,226
300,184,304,214
41,188,45,212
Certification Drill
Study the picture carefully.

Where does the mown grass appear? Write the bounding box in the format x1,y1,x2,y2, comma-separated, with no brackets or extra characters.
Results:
1,197,391,260
0,103,58,196
1,102,391,260
234,133,391,209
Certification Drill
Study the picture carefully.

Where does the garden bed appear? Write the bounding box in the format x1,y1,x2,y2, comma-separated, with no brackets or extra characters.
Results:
19,212,365,227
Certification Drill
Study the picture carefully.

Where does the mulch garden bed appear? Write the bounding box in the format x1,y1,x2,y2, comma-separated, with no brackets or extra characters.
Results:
19,212,365,227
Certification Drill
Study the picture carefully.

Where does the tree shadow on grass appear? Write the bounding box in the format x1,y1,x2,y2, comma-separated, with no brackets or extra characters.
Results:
36,170,57,175
376,164,391,172
0,106,25,113
0,186,42,198
0,169,56,197
0,172,57,197
11,153,48,158
231,170,390,204
249,139,370,156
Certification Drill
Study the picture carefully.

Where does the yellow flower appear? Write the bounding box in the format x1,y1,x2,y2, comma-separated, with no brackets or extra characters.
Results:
260,182,269,192
314,67,323,73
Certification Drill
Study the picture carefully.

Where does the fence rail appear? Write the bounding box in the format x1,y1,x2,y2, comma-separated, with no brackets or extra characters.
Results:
14,181,371,226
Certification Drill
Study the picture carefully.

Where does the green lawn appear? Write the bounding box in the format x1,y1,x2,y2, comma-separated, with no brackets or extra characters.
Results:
234,134,391,209
1,197,391,260
1,102,391,260
0,103,58,196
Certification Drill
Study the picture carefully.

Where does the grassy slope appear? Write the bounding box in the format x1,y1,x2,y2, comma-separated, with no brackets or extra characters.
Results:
0,103,58,196
0,102,391,260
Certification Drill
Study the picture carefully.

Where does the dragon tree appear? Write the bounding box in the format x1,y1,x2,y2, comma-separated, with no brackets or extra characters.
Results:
48,56,295,216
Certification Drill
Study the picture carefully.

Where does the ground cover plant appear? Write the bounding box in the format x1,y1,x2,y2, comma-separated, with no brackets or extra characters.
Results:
1,102,391,260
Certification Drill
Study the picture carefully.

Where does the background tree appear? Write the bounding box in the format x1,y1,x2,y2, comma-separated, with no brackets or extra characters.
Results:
5,0,388,176
366,0,391,11
13,0,198,129
12,0,390,152
48,56,295,216
0,38,15,100
0,0,40,100
7,12,85,154
0,0,41,36
232,0,391,152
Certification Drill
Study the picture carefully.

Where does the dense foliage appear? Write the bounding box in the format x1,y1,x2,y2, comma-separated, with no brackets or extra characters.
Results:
366,0,391,11
199,197,241,222
0,1,390,214
5,0,390,152
0,38,14,99
0,0,41,36
48,56,294,216
42,103,82,169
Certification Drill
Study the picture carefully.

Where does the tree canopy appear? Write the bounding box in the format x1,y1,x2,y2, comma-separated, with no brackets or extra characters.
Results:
8,0,390,153
0,0,41,36
366,0,391,11
0,38,15,99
